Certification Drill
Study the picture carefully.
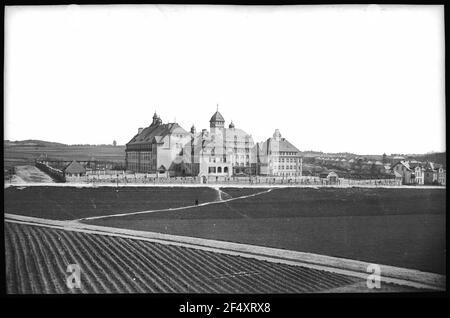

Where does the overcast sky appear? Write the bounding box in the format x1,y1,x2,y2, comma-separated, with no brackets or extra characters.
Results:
4,5,445,154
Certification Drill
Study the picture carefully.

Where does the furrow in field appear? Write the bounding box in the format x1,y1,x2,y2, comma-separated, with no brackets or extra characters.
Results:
123,238,189,293
231,253,329,292
305,267,359,290
289,265,355,291
134,240,203,293
149,242,215,293
185,248,251,293
14,224,43,293
160,244,230,293
40,228,85,293
198,251,263,293
188,248,267,293
99,235,156,293
221,251,325,293
57,230,109,293
216,253,313,293
5,225,18,294
74,232,135,293
118,238,174,293
163,244,237,293
230,257,302,293
208,253,289,293
8,223,33,293
26,226,61,293
212,253,278,293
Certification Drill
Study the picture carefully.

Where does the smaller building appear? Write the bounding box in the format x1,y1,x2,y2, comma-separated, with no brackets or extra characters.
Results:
254,129,302,177
408,161,425,185
423,162,446,185
63,160,86,178
391,160,445,185
319,171,339,184
391,161,413,185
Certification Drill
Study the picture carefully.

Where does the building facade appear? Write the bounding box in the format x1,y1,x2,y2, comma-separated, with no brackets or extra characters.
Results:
391,160,445,185
125,109,256,179
125,112,190,175
254,129,303,177
179,109,255,180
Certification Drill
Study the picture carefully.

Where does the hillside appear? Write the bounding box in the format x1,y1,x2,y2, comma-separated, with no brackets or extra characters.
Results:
4,140,126,169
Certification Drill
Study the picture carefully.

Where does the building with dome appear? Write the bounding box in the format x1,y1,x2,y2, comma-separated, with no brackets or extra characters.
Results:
178,107,255,179
125,108,255,178
125,107,301,179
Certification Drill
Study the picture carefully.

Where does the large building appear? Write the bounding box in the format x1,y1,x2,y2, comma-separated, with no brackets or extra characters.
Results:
254,129,303,177
125,108,305,179
179,109,255,180
125,112,190,174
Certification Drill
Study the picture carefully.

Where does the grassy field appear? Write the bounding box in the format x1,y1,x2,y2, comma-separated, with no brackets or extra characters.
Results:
6,222,370,294
88,187,446,274
4,186,446,274
4,144,125,169
4,186,218,220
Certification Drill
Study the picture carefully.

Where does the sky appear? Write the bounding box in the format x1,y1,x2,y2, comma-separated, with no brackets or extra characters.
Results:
4,5,445,155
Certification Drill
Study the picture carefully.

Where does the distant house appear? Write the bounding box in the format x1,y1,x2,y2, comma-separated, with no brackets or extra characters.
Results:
319,171,339,184
424,162,438,185
391,160,432,185
424,162,446,185
391,161,413,185
408,162,425,185
437,166,446,186
63,160,86,178
327,171,339,183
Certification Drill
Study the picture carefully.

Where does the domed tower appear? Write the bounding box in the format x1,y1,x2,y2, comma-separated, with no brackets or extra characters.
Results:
229,121,235,129
209,105,225,129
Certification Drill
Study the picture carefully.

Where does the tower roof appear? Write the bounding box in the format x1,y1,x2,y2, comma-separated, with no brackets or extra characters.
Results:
210,110,225,123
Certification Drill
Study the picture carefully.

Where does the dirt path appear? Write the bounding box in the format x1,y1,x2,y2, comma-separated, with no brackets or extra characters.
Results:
75,187,274,222
9,165,54,183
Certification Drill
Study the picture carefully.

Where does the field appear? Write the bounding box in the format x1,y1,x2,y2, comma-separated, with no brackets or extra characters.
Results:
4,144,125,169
4,186,219,220
6,222,377,294
4,186,446,275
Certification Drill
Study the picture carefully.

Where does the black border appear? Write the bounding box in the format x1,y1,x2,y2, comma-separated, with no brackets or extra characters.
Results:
1,0,448,314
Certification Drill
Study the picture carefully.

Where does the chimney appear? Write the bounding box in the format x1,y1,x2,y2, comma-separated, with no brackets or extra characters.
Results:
138,127,143,134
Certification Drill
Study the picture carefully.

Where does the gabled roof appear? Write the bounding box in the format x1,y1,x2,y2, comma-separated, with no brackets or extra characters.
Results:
64,160,86,174
127,122,188,146
259,137,300,154
392,160,411,171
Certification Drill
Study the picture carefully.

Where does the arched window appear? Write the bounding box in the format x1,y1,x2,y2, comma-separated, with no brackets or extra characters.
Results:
218,167,222,173
224,167,228,173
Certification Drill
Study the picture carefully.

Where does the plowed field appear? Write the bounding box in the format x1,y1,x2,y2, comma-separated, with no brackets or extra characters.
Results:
5,222,368,294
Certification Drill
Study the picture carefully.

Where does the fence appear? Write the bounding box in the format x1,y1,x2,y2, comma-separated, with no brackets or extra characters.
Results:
63,172,403,187
35,161,65,182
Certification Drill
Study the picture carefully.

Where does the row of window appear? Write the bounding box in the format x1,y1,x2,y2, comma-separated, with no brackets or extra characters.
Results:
274,157,298,163
273,172,302,176
273,165,298,170
280,152,298,156
208,166,230,174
